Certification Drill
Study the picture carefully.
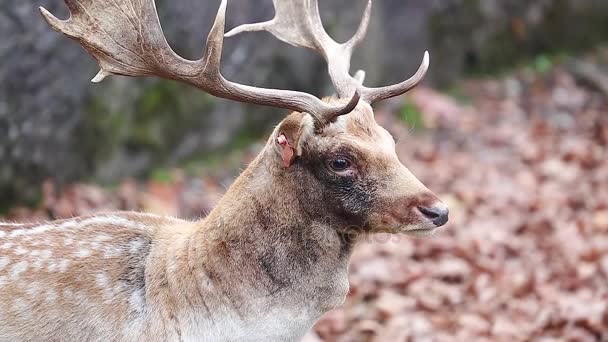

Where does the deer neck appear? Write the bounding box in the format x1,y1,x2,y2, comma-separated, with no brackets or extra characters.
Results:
183,147,356,313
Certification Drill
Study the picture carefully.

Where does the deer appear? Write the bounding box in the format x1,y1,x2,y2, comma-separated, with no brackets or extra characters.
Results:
0,0,449,341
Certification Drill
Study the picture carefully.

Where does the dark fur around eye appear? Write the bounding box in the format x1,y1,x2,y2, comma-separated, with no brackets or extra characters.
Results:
298,147,378,227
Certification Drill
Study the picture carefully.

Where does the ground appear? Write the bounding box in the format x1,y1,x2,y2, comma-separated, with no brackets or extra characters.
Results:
4,52,608,341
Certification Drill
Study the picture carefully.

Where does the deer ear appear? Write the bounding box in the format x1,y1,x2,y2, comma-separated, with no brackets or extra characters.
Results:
274,113,314,168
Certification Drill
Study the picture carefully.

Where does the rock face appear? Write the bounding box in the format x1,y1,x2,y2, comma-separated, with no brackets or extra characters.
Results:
1,0,607,206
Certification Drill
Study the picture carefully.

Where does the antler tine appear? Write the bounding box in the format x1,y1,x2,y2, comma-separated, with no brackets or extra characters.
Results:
361,51,430,104
345,0,372,52
39,0,357,121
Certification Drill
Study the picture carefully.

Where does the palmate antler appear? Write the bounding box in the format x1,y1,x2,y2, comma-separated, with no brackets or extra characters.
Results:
39,0,358,126
40,0,428,126
226,0,429,104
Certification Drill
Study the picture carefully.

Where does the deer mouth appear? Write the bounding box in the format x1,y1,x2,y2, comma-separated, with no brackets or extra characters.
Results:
372,218,440,235
400,226,439,237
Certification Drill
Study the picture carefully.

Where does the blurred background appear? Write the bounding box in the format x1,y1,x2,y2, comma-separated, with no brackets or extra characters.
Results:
1,0,608,340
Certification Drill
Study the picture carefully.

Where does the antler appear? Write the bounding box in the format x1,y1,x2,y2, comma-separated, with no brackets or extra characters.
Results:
39,0,359,126
225,0,430,105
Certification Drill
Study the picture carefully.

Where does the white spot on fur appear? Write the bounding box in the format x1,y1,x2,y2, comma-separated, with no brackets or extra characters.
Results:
129,239,144,254
47,262,58,273
13,298,32,319
11,260,28,279
0,242,14,250
9,224,49,237
103,246,123,259
58,259,70,272
76,249,91,258
99,275,122,302
95,234,112,242
0,257,10,270
0,230,6,238
64,237,74,246
129,288,145,314
26,282,41,297
81,215,146,231
0,276,7,286
96,273,109,289
30,224,54,235
40,250,52,259
14,247,28,255
46,289,58,303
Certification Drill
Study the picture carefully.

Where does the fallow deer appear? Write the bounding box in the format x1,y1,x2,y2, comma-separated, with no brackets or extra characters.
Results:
0,0,449,341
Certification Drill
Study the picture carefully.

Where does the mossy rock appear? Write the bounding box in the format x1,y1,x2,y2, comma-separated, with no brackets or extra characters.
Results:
429,0,608,79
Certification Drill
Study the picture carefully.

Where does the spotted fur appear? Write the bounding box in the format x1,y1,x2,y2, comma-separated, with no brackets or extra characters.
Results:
0,101,446,341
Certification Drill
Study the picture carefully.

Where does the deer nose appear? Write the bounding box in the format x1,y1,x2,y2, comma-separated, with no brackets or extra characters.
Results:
417,204,449,227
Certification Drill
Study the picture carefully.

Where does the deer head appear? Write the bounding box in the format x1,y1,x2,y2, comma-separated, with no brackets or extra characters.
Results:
266,102,448,237
39,0,447,236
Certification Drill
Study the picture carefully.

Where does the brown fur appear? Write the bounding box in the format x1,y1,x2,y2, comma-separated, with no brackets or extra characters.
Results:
0,101,446,341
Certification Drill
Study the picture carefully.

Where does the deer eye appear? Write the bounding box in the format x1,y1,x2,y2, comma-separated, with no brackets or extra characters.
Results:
329,158,351,172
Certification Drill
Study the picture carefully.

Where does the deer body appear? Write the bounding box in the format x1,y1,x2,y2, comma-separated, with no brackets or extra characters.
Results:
1,0,451,340
0,142,354,342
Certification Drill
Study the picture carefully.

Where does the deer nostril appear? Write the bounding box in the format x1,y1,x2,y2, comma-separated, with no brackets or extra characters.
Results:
417,205,449,227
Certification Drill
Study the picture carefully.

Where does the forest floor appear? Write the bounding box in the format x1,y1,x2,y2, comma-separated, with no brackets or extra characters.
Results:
4,50,608,341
